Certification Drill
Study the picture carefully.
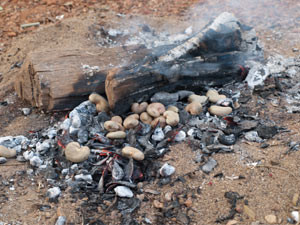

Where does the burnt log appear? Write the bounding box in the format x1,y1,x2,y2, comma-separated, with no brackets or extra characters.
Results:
106,12,264,114
15,46,149,111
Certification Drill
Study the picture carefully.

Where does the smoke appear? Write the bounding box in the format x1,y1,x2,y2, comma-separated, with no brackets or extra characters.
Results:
185,0,300,31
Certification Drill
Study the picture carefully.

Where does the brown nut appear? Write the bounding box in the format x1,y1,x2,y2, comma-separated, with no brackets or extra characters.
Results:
104,120,123,132
106,131,126,139
208,105,232,116
163,111,179,127
111,116,123,124
131,102,148,114
185,102,203,115
122,146,144,161
0,145,16,158
65,142,90,163
89,93,103,104
188,94,208,104
151,116,166,128
147,102,166,118
140,112,153,124
89,93,110,113
206,89,226,103
123,116,139,129
127,113,140,120
167,105,179,113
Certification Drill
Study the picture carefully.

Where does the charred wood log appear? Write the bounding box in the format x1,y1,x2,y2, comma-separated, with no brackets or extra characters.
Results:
106,13,264,114
15,46,149,111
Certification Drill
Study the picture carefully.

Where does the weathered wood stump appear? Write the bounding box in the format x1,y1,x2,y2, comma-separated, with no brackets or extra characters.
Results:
15,46,148,111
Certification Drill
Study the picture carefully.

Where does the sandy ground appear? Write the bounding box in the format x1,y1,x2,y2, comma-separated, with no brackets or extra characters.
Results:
0,0,300,224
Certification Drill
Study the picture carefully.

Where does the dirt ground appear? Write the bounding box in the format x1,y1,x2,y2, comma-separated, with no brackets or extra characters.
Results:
0,0,300,224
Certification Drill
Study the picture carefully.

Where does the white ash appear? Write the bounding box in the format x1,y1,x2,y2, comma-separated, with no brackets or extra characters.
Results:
23,151,35,161
81,64,100,77
152,127,165,142
30,155,43,167
175,130,186,142
74,174,93,183
244,131,263,143
42,127,57,139
201,158,218,173
21,108,31,116
0,136,29,150
114,186,134,198
291,211,299,223
163,125,172,134
159,163,175,177
46,187,61,200
55,216,66,225
187,128,195,137
36,140,51,154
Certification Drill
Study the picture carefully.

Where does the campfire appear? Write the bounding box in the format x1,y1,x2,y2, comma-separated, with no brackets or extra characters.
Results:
1,11,300,224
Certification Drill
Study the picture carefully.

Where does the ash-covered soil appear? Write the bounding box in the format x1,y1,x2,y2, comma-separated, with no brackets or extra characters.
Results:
0,1,300,225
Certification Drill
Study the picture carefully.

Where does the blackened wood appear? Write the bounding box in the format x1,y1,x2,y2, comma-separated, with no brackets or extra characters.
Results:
15,46,149,111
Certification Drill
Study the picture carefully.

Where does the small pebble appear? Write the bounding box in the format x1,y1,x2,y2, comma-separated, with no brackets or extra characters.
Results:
291,211,299,222
55,216,66,225
159,163,175,177
174,130,186,142
201,158,217,173
265,214,277,224
153,200,164,208
152,127,165,141
46,187,61,200
74,174,93,182
226,220,238,225
164,192,173,201
292,193,299,206
30,155,43,167
184,198,193,207
114,186,133,198
21,108,31,116
244,131,263,142
0,157,7,164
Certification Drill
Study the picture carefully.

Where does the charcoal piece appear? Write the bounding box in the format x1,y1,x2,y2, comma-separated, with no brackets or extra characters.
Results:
77,129,89,144
38,204,51,211
127,129,137,146
176,212,190,225
96,112,110,123
150,92,179,105
260,143,270,148
179,110,192,125
0,157,7,164
136,123,151,136
201,158,217,173
216,191,243,223
256,125,278,139
117,198,141,215
158,177,172,186
177,90,194,100
218,134,236,145
112,161,124,181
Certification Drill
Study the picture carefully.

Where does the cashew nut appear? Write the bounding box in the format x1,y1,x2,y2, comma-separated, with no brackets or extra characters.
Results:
147,102,166,118
131,102,148,114
65,142,90,163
